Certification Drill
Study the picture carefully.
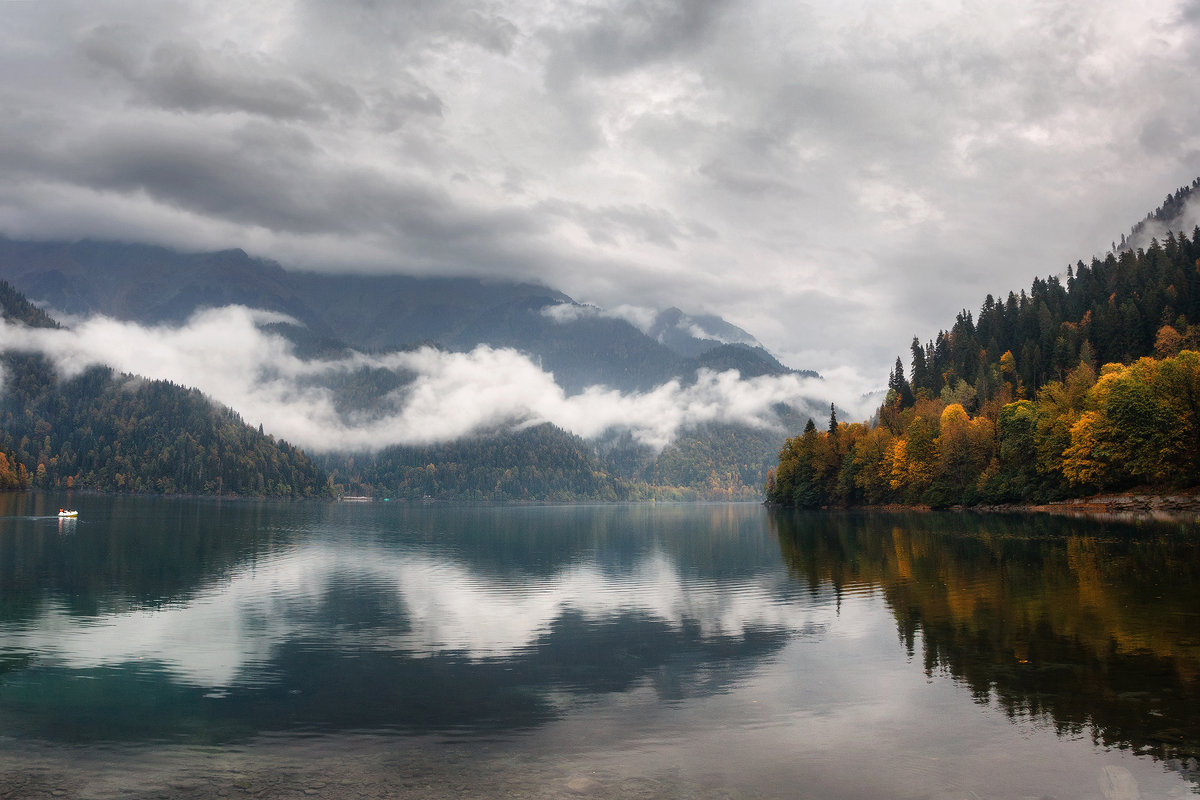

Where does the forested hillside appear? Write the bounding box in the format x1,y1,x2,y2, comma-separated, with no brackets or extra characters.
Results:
768,179,1200,508
0,274,795,501
323,421,784,502
0,238,826,500
325,424,626,502
0,283,332,497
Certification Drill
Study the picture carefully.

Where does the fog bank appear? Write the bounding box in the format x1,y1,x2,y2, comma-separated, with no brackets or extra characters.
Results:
0,306,862,452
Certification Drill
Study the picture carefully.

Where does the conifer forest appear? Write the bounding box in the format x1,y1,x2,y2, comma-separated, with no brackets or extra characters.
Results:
768,180,1200,507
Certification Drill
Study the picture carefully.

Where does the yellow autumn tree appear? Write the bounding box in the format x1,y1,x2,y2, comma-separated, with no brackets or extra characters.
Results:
1061,411,1109,487
932,403,992,503
898,414,938,502
1031,362,1096,489
887,437,909,492
1062,351,1200,488
850,424,895,504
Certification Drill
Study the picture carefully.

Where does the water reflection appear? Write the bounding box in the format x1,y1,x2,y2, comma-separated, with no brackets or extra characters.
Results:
770,510,1200,784
1,499,831,742
0,492,297,616
3,497,1199,797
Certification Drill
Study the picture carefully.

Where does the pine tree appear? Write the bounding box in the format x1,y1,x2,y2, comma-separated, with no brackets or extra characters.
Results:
889,356,914,406
910,337,930,397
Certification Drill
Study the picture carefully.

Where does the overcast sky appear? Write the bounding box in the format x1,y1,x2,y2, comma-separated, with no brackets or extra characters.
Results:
3,0,1200,395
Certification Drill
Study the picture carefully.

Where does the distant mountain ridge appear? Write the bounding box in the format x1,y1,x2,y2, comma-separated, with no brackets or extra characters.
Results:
0,237,833,499
646,306,761,356
0,237,809,393
0,278,803,501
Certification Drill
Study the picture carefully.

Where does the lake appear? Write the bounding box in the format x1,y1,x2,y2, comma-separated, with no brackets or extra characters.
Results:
1,494,1197,799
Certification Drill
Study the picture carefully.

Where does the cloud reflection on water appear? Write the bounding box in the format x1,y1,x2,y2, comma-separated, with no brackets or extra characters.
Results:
8,542,839,690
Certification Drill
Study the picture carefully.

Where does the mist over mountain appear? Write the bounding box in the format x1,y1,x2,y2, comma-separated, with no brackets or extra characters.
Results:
646,307,761,356
0,283,331,497
0,238,842,498
0,237,811,395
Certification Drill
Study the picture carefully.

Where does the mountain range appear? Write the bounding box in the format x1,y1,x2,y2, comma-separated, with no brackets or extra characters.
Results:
0,237,829,499
0,238,810,394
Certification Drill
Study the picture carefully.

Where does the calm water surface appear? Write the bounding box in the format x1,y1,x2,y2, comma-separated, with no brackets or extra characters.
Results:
0,493,1197,799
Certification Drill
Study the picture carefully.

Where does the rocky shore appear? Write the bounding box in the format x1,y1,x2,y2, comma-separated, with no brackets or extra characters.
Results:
969,492,1200,522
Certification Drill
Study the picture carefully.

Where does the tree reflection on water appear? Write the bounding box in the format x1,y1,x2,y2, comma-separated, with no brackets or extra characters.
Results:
770,509,1200,784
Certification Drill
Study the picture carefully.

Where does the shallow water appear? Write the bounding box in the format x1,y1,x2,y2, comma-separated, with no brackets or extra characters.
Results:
1,494,1197,798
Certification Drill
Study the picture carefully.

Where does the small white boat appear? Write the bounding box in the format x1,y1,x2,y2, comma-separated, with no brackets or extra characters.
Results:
57,509,78,518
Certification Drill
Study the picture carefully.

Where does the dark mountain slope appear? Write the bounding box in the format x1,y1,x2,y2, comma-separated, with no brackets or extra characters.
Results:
324,423,630,502
0,237,800,392
285,272,571,352
0,282,331,497
0,239,323,332
0,240,826,499
647,307,760,357
685,343,816,380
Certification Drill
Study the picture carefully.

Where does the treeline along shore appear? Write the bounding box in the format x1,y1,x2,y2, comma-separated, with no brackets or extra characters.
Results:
768,180,1200,510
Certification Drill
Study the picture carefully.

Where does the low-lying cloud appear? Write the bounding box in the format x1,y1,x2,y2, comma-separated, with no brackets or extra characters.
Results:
1124,188,1200,252
540,301,658,333
0,305,847,452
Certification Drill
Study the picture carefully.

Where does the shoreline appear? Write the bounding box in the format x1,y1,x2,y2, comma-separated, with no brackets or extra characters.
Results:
769,492,1200,524
963,492,1200,523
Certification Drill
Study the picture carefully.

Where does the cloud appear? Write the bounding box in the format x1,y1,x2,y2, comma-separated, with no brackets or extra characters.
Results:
0,0,1199,390
82,29,351,121
540,301,658,334
1124,184,1200,251
79,23,445,129
538,198,696,249
540,301,602,324
0,306,836,452
607,304,660,333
